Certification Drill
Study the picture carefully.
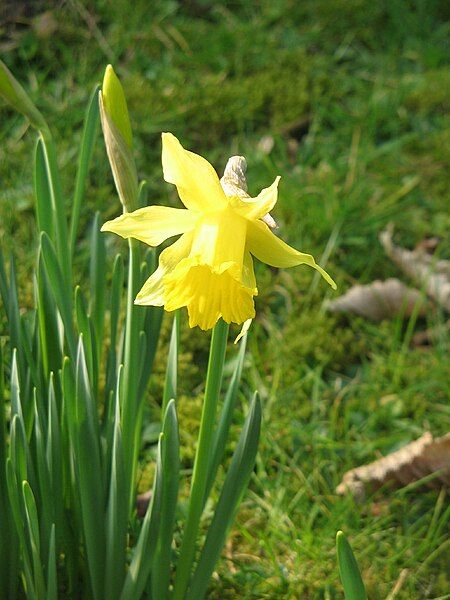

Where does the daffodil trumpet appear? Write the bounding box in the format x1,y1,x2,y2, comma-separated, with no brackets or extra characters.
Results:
102,133,336,330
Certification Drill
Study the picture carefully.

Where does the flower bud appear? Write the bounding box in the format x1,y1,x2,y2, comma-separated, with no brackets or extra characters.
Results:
99,65,138,212
102,64,133,148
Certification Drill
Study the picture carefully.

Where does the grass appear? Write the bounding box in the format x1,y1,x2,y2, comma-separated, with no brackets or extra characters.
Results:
1,0,449,597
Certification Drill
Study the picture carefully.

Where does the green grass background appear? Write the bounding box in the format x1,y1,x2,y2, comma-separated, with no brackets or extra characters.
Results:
1,0,449,598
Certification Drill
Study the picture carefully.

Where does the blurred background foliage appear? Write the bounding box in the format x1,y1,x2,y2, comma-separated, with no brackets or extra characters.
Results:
1,0,449,598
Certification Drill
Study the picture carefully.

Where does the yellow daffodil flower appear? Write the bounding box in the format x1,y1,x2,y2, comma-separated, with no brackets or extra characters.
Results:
101,133,336,330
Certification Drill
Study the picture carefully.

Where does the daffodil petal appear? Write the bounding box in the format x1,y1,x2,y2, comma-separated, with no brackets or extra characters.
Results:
161,132,227,212
135,232,193,305
247,220,337,289
101,205,197,246
164,261,255,330
232,176,280,221
242,250,257,293
135,266,165,306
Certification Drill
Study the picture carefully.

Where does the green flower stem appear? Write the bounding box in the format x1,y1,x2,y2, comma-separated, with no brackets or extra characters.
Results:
121,237,142,512
173,319,229,600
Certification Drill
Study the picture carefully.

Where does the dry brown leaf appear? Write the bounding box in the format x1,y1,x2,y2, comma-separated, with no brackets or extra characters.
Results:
380,226,450,312
326,278,425,321
336,432,450,500
414,237,441,254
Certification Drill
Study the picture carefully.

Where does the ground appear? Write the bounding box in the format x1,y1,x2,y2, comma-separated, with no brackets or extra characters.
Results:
0,0,449,598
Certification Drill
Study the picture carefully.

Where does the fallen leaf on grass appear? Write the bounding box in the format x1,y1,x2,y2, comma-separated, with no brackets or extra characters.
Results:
414,236,441,254
380,226,450,312
336,432,450,499
326,278,425,321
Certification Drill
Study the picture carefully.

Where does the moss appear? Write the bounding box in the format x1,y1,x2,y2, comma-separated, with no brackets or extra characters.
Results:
126,48,317,147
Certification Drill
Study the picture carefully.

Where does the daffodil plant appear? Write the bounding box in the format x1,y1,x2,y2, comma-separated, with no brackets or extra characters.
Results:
0,60,335,600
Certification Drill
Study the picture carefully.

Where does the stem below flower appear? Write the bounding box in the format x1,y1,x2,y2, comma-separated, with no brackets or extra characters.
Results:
173,319,229,600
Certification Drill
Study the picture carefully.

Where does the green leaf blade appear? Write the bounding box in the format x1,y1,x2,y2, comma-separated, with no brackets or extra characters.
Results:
336,531,368,600
70,83,100,256
151,399,180,600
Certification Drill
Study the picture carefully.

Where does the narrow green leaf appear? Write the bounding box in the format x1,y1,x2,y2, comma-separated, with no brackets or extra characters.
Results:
104,367,127,600
89,212,106,367
137,301,163,400
35,138,54,239
37,252,62,376
5,456,24,540
336,531,368,600
70,83,100,256
151,399,180,600
7,259,34,429
204,333,247,504
10,410,38,504
188,393,261,600
19,314,41,397
105,253,124,402
110,254,124,348
74,338,105,600
22,481,46,598
60,357,78,511
75,286,97,392
137,179,148,209
33,395,53,565
120,434,164,600
10,350,23,422
47,525,57,600
0,344,19,597
10,351,36,463
40,232,76,358
38,133,72,288
46,376,64,556
61,357,76,439
8,417,27,501
6,460,35,598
